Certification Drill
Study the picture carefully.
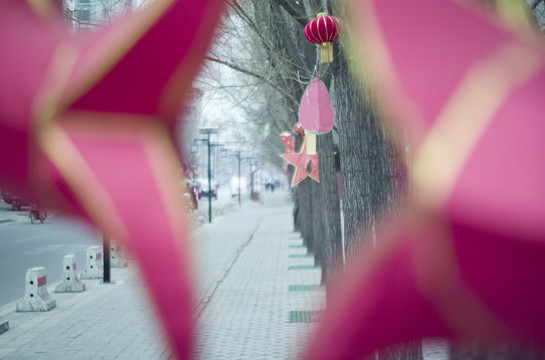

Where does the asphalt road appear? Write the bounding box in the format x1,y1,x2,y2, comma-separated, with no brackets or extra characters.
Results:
0,206,100,307
0,186,251,307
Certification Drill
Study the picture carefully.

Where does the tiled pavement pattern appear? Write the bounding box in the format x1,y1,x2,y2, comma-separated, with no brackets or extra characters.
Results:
0,191,448,359
194,212,324,360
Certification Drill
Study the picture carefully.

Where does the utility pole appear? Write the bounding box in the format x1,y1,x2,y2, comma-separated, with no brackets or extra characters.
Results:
206,132,212,223
235,151,242,206
103,234,110,283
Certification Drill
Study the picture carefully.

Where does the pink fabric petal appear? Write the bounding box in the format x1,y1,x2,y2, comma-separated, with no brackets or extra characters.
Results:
0,1,225,359
299,77,334,133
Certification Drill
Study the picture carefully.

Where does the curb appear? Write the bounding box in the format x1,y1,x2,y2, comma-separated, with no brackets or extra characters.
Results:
194,214,264,318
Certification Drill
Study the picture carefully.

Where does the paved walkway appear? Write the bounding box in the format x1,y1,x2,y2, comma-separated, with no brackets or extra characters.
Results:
194,204,322,359
0,190,447,359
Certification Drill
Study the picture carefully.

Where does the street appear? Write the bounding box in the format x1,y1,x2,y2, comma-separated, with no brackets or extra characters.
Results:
0,186,246,307
0,203,99,306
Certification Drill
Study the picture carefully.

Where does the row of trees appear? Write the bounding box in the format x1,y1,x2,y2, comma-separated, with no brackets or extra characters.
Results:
207,0,406,304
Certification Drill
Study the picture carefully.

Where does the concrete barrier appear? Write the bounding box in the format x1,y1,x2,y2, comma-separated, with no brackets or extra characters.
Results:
110,241,128,268
16,267,56,312
0,315,8,334
79,246,103,279
55,254,86,293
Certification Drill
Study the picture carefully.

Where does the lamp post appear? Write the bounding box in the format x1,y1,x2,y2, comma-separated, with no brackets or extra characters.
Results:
199,127,219,223
233,151,256,205
103,234,110,283
234,151,242,206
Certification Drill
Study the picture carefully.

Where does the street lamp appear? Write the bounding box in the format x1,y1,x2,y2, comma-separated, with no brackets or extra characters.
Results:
199,127,219,223
233,151,242,206
232,151,256,206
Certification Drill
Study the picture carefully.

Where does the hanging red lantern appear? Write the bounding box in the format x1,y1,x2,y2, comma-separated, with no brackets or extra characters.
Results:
304,13,343,63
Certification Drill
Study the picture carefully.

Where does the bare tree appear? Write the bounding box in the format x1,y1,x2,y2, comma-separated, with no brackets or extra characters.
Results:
203,1,343,290
62,0,151,32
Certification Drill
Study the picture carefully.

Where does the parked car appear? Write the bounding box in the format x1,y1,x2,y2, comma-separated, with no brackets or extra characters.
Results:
197,180,218,200
1,191,31,210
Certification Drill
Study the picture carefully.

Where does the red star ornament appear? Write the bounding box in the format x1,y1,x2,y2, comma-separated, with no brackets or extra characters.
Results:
280,132,319,187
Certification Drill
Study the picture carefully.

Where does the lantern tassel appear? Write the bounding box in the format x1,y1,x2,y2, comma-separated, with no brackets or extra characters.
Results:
320,42,333,63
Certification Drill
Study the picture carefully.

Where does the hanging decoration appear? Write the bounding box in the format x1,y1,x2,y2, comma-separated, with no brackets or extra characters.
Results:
299,76,334,133
292,122,305,136
280,132,319,187
278,132,295,153
304,13,343,63
281,76,335,188
279,131,295,179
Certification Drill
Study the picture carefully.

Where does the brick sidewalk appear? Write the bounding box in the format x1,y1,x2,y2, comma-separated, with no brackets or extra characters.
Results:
194,211,324,359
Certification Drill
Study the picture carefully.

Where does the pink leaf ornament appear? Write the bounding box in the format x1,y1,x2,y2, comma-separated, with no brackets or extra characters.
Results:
299,77,334,133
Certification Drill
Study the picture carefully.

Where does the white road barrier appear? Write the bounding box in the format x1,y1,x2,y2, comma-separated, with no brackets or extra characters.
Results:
79,246,103,279
16,267,56,312
110,241,128,268
0,315,8,334
55,254,86,293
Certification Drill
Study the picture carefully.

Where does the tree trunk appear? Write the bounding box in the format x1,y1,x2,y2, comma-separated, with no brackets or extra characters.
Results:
315,131,343,302
330,46,374,262
330,1,420,358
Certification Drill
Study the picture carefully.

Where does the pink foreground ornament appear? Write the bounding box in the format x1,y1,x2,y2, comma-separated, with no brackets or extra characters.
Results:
0,1,225,358
305,1,545,359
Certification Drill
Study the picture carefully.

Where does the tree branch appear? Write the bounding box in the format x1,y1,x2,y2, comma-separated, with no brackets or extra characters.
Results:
273,0,308,27
204,55,299,106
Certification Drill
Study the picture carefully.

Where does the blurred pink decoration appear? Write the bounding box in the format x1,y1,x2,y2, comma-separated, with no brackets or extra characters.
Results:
305,0,545,359
0,0,225,358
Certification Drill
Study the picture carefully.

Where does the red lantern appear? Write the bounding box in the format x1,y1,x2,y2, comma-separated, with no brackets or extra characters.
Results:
304,13,343,63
